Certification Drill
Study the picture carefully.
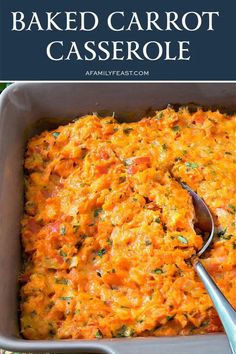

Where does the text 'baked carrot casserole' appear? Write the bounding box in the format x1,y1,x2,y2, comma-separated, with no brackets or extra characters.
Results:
21,108,236,339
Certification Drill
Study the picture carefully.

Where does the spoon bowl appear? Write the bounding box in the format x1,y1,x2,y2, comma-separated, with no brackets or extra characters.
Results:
179,181,214,257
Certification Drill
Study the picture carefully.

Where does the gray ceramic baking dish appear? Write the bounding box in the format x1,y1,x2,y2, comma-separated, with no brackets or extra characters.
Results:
0,82,235,354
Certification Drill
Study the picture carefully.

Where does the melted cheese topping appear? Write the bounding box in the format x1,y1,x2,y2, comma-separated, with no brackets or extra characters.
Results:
21,108,236,339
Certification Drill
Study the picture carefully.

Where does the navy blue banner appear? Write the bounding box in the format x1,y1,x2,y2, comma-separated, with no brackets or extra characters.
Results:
0,0,235,80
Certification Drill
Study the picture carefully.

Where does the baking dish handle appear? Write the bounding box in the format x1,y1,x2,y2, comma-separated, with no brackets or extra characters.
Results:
195,260,236,354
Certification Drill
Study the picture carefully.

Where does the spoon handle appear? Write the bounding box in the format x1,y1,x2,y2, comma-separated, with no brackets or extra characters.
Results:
195,260,236,354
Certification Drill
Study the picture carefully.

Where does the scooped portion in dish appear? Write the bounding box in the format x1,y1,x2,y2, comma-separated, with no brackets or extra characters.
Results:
20,108,236,339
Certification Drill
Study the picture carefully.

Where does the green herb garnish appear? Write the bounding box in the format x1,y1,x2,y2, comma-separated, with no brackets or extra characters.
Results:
60,296,72,301
107,238,113,246
228,204,236,214
145,240,152,246
60,225,66,235
172,125,180,132
95,329,103,339
55,278,69,285
222,234,232,240
59,250,67,257
217,228,233,240
217,228,227,238
177,235,188,244
155,112,164,120
185,162,199,169
154,217,161,223
81,234,88,239
94,208,103,217
52,132,60,138
166,314,175,321
97,248,106,258
152,268,164,274
116,325,135,337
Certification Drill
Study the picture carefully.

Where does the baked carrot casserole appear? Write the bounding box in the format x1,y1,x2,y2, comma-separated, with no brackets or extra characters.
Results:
21,108,236,339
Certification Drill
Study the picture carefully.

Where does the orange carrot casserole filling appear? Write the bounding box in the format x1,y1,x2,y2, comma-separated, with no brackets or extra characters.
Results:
21,108,236,339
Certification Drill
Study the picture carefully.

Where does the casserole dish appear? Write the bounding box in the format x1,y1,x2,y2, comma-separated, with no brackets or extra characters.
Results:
0,82,235,353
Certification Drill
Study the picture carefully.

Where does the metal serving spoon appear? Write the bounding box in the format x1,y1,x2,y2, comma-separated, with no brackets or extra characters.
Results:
179,182,236,354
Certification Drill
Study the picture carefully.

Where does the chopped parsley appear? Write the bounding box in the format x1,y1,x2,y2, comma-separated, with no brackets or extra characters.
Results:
155,112,164,120
185,162,199,169
94,208,103,217
81,234,88,239
166,314,176,321
60,225,66,235
137,319,144,323
154,217,161,223
60,296,72,301
95,329,103,338
116,325,135,337
55,278,69,285
217,228,227,238
233,242,236,249
222,234,232,240
228,204,236,214
59,249,67,258
145,240,152,246
97,248,106,258
152,268,164,274
107,238,113,246
178,235,188,244
172,125,180,132
52,131,60,138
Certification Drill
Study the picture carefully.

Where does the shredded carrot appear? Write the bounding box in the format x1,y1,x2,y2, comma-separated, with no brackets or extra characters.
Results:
20,108,236,339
